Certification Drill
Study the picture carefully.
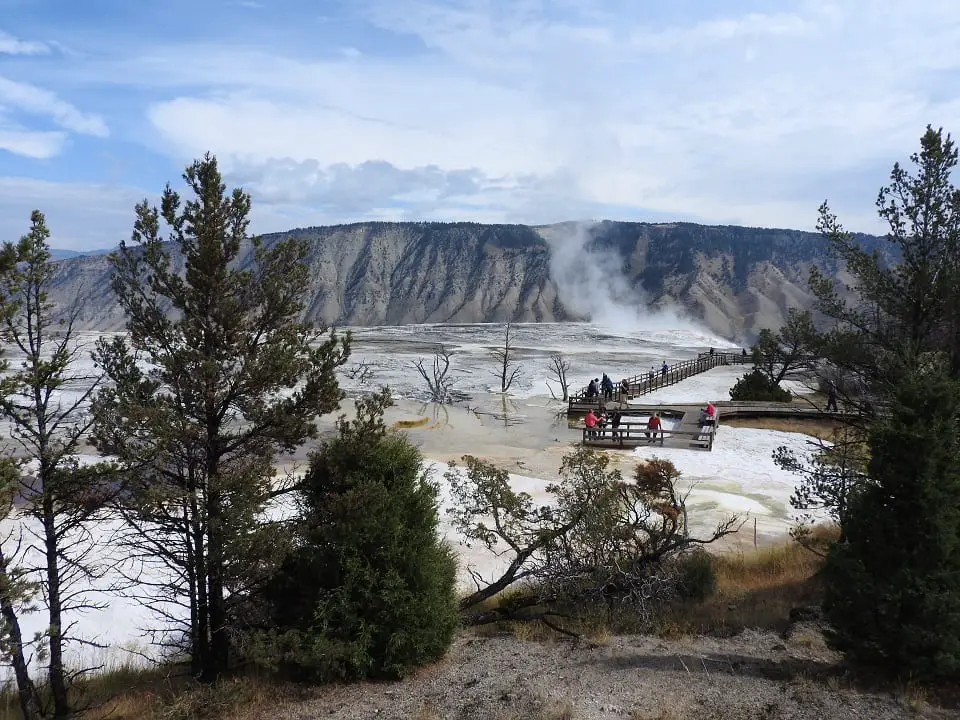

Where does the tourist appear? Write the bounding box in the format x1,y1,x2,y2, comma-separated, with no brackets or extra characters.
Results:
611,410,622,444
826,383,839,412
587,378,599,399
646,412,662,444
600,373,614,401
661,361,668,378
584,409,599,438
709,346,715,355
619,378,629,398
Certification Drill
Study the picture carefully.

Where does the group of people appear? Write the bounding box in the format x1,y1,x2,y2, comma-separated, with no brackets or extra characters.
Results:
583,407,664,444
585,373,629,402
585,362,674,403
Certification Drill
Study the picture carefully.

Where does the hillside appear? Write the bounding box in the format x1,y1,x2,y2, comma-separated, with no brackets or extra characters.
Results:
48,220,888,341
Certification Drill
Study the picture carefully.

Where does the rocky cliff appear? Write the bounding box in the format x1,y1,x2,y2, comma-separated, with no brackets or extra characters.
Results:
49,220,887,341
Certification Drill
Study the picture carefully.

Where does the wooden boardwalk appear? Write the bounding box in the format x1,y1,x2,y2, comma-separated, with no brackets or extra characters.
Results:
568,350,748,415
581,404,717,451
579,401,850,452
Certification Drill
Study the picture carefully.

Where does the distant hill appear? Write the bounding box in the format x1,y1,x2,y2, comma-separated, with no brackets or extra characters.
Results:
44,221,889,342
49,248,114,261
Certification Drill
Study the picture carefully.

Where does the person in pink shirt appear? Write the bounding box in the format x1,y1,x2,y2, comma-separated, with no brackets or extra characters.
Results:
706,401,716,417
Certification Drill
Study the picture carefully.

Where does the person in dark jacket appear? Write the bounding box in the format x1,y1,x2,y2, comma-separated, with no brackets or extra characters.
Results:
587,378,599,399
611,410,623,446
601,373,614,401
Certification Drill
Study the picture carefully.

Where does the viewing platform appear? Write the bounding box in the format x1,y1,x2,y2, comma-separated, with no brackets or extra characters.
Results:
567,350,748,415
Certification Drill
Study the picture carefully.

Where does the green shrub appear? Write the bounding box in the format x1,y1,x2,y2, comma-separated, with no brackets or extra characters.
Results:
822,370,960,681
729,369,793,402
261,390,459,682
675,548,717,602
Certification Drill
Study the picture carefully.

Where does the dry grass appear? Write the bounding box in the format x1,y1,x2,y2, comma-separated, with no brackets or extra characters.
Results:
663,526,839,637
0,665,315,720
721,416,842,439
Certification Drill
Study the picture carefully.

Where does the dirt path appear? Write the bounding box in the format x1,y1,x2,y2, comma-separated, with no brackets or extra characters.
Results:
273,625,948,720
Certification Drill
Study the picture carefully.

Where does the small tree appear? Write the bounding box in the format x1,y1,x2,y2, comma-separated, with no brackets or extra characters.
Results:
0,211,112,719
547,353,571,401
490,321,521,393
413,345,457,403
447,450,740,632
0,458,41,720
258,388,459,681
822,366,960,680
729,368,793,402
774,426,869,552
91,155,349,682
751,309,820,386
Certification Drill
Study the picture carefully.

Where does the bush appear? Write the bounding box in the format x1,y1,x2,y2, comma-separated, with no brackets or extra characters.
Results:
729,369,793,402
261,390,459,682
674,549,717,602
822,370,960,681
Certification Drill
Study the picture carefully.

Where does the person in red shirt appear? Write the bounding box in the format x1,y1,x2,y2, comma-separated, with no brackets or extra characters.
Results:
584,409,599,439
646,413,662,444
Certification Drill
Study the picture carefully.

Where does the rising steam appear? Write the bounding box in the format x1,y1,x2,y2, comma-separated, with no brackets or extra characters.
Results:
543,221,707,336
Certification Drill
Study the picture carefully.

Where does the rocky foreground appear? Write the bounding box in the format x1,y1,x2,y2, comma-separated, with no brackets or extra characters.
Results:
273,622,951,720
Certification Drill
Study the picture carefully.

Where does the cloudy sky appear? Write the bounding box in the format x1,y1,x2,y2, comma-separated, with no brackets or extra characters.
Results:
1,0,959,249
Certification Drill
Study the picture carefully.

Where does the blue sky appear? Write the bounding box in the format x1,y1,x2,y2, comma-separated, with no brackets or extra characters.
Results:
1,0,959,249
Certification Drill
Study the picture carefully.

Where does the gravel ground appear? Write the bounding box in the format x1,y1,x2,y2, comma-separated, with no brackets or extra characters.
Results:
273,624,952,720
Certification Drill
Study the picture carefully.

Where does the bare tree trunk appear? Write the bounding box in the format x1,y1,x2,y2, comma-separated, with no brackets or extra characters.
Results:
206,484,228,681
0,548,41,720
414,346,457,403
549,354,570,401
490,323,521,393
42,491,69,719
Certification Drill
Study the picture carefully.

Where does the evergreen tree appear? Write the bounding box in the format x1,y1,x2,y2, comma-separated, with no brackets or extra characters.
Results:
812,127,960,679
822,365,960,680
0,211,111,718
261,389,459,681
90,155,349,682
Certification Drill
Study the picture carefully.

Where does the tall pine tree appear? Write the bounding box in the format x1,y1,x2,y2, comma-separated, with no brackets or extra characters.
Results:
822,365,960,679
91,154,349,681
812,127,960,678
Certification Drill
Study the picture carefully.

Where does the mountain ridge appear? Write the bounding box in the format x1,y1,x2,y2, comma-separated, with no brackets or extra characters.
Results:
49,220,888,342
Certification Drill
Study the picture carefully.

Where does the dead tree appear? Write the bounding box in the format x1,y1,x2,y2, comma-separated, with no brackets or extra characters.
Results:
414,345,457,403
546,353,571,401
490,322,522,393
347,360,375,384
446,449,741,634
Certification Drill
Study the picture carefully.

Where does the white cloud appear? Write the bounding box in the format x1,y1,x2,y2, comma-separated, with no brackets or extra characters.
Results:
0,125,64,158
10,0,960,232
0,76,109,137
0,29,49,55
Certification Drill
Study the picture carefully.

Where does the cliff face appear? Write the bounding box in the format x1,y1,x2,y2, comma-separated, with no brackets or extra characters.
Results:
50,220,886,341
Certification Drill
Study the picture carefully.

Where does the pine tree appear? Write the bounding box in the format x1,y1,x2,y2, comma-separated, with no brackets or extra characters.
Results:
90,154,349,682
0,211,110,718
261,389,459,681
822,366,960,680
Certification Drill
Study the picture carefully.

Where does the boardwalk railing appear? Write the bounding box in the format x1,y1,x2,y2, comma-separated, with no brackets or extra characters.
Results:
568,350,748,414
581,423,716,451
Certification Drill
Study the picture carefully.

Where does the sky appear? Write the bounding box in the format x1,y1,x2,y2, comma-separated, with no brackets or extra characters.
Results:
1,0,959,250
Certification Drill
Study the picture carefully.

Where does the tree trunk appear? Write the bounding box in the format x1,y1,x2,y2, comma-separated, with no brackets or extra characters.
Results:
206,484,228,681
0,549,41,720
191,489,210,680
43,492,70,719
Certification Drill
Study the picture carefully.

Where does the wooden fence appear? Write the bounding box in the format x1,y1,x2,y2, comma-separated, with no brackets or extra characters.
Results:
568,350,748,414
581,422,716,451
